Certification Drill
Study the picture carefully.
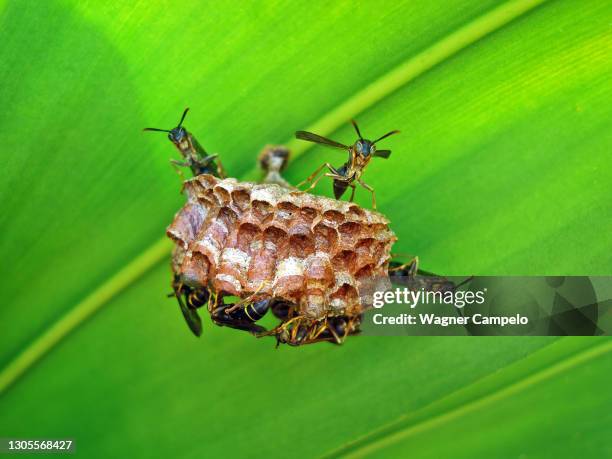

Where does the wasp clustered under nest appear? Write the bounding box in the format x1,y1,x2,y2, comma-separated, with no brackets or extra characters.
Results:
167,173,395,345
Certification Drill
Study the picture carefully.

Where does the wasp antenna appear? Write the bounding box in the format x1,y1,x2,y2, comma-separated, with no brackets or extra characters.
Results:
351,120,363,140
373,130,400,144
453,276,474,291
178,107,190,127
143,127,170,132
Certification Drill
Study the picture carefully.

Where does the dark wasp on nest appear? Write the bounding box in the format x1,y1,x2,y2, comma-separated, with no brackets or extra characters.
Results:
144,108,269,336
295,120,399,209
144,107,226,179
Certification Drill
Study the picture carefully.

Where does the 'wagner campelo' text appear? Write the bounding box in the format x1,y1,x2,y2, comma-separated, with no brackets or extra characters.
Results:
372,313,529,327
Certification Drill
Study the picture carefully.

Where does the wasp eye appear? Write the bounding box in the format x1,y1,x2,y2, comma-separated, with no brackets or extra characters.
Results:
357,141,369,155
370,145,376,155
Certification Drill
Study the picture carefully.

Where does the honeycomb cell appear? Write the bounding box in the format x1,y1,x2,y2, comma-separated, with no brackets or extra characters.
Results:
338,221,362,245
213,185,231,205
237,223,260,252
231,189,250,211
322,209,344,225
313,223,338,252
251,199,273,221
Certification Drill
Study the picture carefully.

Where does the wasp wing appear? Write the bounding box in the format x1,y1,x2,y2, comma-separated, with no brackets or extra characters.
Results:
174,291,203,337
295,131,349,150
189,132,209,157
374,149,391,159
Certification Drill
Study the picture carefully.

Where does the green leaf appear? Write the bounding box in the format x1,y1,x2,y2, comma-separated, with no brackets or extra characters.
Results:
0,0,610,458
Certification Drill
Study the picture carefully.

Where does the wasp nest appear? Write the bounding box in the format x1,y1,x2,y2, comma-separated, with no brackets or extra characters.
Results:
167,174,396,319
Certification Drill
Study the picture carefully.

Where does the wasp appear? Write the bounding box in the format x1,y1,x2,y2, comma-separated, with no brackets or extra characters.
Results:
171,275,290,337
170,275,207,337
389,256,472,293
260,314,362,347
295,120,399,209
258,145,292,188
144,108,226,178
170,275,270,337
210,299,271,335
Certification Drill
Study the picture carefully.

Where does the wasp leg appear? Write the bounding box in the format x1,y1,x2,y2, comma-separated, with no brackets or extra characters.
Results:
215,156,227,179
323,315,363,345
297,163,339,191
389,256,419,278
325,319,344,344
257,315,301,337
224,281,268,314
390,253,457,279
169,159,189,181
277,317,326,346
300,316,358,345
389,258,462,293
303,169,345,194
307,320,331,343
348,184,356,202
269,317,333,347
297,163,328,187
257,315,304,346
190,154,220,177
357,178,376,209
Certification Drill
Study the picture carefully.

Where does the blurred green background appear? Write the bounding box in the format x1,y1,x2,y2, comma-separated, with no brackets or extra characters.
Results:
0,0,610,457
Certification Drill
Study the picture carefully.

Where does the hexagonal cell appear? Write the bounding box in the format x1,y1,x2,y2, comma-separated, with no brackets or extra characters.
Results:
332,249,357,273
329,283,359,311
322,209,345,225
288,234,315,258
231,188,250,211
201,187,218,206
237,222,260,252
277,201,300,219
355,237,376,254
196,173,218,189
347,205,366,220
249,199,272,220
304,255,334,284
300,206,318,223
338,221,362,243
213,185,232,206
263,225,288,246
355,263,375,279
313,223,339,252
216,206,238,229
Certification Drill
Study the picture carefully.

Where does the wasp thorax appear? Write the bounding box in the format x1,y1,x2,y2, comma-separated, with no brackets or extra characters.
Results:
167,174,396,320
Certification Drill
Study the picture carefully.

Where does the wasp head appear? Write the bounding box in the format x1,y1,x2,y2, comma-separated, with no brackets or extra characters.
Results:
168,126,188,144
354,139,376,158
144,107,191,151
350,120,400,160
